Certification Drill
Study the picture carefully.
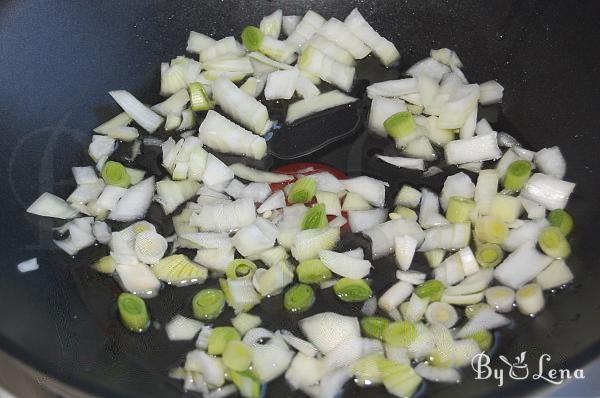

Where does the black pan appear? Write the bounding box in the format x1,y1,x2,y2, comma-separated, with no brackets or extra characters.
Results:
1,1,600,397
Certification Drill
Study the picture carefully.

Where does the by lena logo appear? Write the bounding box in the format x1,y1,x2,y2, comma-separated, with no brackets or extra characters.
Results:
471,351,585,387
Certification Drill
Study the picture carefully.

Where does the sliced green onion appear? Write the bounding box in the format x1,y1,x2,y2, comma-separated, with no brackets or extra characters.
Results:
241,26,264,51
301,203,328,230
446,196,475,223
101,161,130,188
226,259,257,279
296,259,332,284
333,278,373,302
468,330,494,351
192,288,225,320
230,369,261,398
360,316,390,340
538,226,571,258
474,216,508,244
503,160,532,190
283,283,315,313
475,243,504,268
288,177,316,204
383,111,415,139
547,209,574,236
379,358,422,398
222,340,252,372
382,321,417,348
188,82,212,111
117,293,149,332
414,280,445,301
207,326,241,355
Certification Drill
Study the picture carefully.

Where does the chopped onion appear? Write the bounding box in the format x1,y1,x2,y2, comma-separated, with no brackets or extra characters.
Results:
156,180,200,215
474,169,499,216
418,188,448,229
260,9,283,37
425,302,458,328
109,177,155,222
92,221,111,244
318,18,370,59
282,15,301,37
342,176,388,207
478,80,504,105
287,89,357,123
190,198,256,232
186,31,216,54
27,192,79,219
152,88,190,117
232,218,277,257
368,97,407,136
199,36,245,62
418,223,471,252
319,250,371,279
395,235,418,271
348,208,387,233
299,312,360,354
364,218,425,259
109,90,164,133
93,112,132,135
396,270,426,285
202,154,234,187
535,259,573,290
456,308,510,339
367,78,418,99
115,262,161,298
440,172,475,210
199,110,267,160
502,218,549,252
279,330,319,357
407,57,450,82
430,48,462,68
298,47,355,92
303,35,354,66
521,173,575,210
415,363,460,383
494,241,553,289
285,352,325,390
318,367,353,398
445,269,493,296
378,281,413,315
230,163,293,183
17,258,39,273
285,10,326,50
265,68,299,100
212,77,269,135
344,9,400,65
534,146,567,179
376,154,425,171
445,132,502,165
165,315,203,341
295,73,320,98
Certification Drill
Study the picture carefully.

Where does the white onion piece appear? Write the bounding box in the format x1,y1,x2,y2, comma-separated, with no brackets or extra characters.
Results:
440,172,475,210
415,363,460,383
242,327,274,346
378,281,413,314
291,227,340,261
298,45,356,91
67,180,105,205
54,218,95,256
17,258,39,273
425,302,458,328
303,35,354,66
285,10,326,50
212,77,269,135
257,190,286,213
515,283,545,315
438,84,480,129
394,185,421,208
248,51,293,74
199,36,244,62
348,208,387,233
535,259,573,290
251,336,294,383
479,80,504,105
485,286,515,313
458,247,479,276
456,308,511,339
260,9,283,37
286,90,357,123
418,188,447,229
285,352,325,390
152,88,190,117
325,337,382,371
93,112,132,135
318,367,353,398
134,231,167,264
282,15,301,37
344,8,399,66
494,240,554,289
430,48,462,68
156,180,200,215
228,278,261,309
229,163,293,183
299,312,360,354
475,118,495,136
276,204,308,248
407,322,435,360
165,315,203,341
367,78,418,99
361,296,378,316
395,235,418,271
201,154,234,187
474,169,499,215
396,270,426,285
318,17,370,59
295,73,320,98
435,253,465,286
363,218,425,259
441,292,484,306
459,162,483,173
187,350,225,388
502,218,549,252
109,177,155,222
519,196,546,219
190,198,256,233
342,176,388,207
445,269,493,296
92,221,111,244
179,232,231,250
407,57,450,81
186,31,215,54
534,146,566,179
512,146,535,161
319,250,371,279
315,191,342,216
198,110,267,160
115,262,160,298
109,90,164,133
376,154,425,171
418,223,471,252
265,68,299,100
343,247,364,259
328,216,347,228
279,330,319,357
232,218,277,257
71,166,98,185
521,173,575,210
368,97,407,136
405,293,429,322
445,132,502,165
205,385,236,398
27,192,79,219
